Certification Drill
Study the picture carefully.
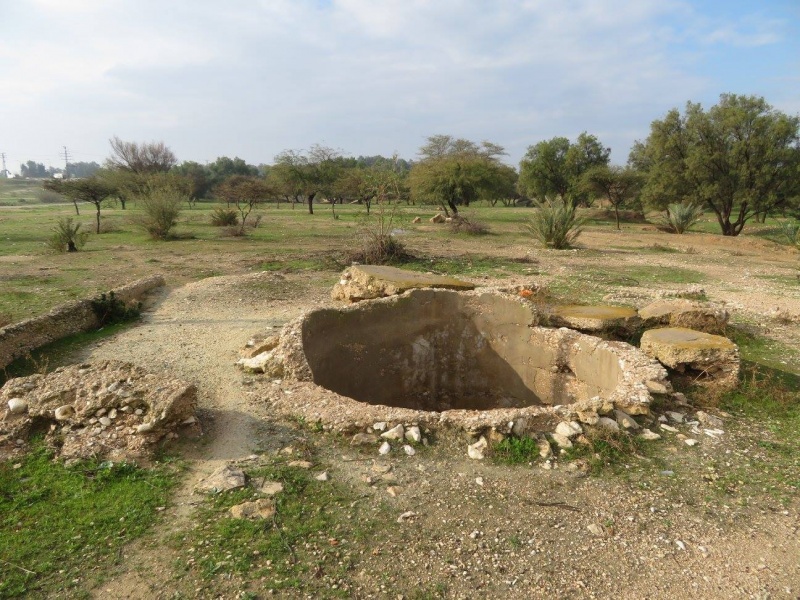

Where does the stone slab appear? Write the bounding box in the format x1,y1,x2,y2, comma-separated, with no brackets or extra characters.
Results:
549,304,639,333
639,299,728,334
331,265,475,303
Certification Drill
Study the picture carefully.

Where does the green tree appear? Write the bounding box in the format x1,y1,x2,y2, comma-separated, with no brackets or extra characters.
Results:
518,133,610,207
409,135,515,215
631,94,800,236
43,177,117,233
214,175,275,234
581,165,642,229
272,145,345,215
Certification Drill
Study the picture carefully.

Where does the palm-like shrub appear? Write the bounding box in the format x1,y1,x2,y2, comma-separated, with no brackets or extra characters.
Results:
779,221,799,246
666,202,703,234
524,198,584,249
210,207,239,226
46,217,88,252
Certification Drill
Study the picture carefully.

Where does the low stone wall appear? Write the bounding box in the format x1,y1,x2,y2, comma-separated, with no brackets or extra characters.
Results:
0,275,165,371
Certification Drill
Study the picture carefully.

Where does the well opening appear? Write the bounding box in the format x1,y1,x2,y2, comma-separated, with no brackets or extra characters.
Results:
298,289,632,412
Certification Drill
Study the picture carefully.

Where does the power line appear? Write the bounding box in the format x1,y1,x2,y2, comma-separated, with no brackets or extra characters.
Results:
61,146,71,177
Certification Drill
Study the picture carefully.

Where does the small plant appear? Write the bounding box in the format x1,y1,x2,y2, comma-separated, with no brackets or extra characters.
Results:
779,221,799,246
36,188,65,204
524,198,584,249
492,436,544,465
45,217,88,253
349,203,414,264
210,207,238,226
664,202,703,234
90,291,141,327
137,186,187,240
448,214,489,235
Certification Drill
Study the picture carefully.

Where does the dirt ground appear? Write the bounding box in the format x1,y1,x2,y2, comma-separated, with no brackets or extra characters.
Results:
14,225,800,598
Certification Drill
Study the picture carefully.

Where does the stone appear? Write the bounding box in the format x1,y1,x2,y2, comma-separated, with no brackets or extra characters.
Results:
638,429,661,441
229,499,275,520
639,299,728,334
7,398,28,415
403,444,416,456
640,327,740,389
405,426,422,443
315,471,330,481
467,437,488,460
99,417,112,427
372,422,387,432
549,304,639,333
54,405,75,421
587,523,605,537
136,422,154,434
259,481,284,496
597,417,620,432
378,441,391,455
240,334,280,359
330,265,474,303
538,438,552,458
555,421,583,439
666,411,685,423
696,410,723,428
684,438,699,447
614,409,639,430
351,432,379,446
236,350,284,377
288,460,313,469
197,465,246,493
429,213,446,223
397,511,416,523
381,424,405,440
551,433,573,449
412,217,422,224
660,424,679,433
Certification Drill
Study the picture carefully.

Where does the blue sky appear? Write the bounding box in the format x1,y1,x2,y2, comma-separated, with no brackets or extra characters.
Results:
0,0,798,174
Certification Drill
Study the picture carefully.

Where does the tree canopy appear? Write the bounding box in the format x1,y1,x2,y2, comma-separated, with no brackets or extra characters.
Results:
106,136,177,174
43,177,116,233
630,94,800,236
518,133,610,206
581,165,642,229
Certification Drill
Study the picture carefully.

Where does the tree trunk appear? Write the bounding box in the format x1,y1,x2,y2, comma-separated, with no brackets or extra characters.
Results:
307,193,315,215
73,200,80,216
95,205,101,234
614,206,620,230
67,240,77,252
447,200,459,216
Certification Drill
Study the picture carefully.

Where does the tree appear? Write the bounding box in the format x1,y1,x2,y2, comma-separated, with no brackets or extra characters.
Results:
518,133,610,207
65,161,101,179
581,165,642,229
631,94,800,236
105,137,177,208
409,135,515,215
214,175,275,234
20,161,49,178
43,177,116,233
206,156,259,190
172,161,212,199
272,145,345,215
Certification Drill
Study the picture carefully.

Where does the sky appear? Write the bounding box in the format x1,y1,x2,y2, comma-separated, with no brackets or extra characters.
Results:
0,0,798,174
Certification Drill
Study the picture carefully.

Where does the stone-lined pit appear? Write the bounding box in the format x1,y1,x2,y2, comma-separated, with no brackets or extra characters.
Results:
272,289,669,423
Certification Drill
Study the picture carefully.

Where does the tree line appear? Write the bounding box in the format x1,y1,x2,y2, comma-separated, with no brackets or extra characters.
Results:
42,94,800,237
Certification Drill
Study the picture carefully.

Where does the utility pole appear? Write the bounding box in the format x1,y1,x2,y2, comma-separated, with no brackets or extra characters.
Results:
61,146,71,178
0,152,8,178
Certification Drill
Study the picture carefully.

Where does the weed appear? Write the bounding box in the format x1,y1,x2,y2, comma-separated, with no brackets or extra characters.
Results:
448,214,490,235
90,291,141,327
524,198,584,249
779,220,800,246
349,204,414,264
492,436,542,465
566,429,650,475
210,207,238,226
664,203,704,234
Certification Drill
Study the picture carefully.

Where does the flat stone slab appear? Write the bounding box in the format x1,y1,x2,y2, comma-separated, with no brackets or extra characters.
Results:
640,327,739,388
639,299,728,334
331,265,475,303
549,305,639,333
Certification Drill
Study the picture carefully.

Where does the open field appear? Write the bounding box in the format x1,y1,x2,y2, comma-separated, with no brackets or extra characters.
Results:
1,200,800,598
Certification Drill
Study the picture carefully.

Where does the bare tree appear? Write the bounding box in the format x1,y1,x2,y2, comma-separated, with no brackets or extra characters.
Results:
106,136,177,174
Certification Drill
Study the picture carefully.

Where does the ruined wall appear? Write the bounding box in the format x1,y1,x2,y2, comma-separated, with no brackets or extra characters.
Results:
0,275,165,371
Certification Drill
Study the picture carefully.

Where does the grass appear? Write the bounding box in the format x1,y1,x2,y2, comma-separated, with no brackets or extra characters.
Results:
172,456,380,597
492,436,544,465
0,442,181,598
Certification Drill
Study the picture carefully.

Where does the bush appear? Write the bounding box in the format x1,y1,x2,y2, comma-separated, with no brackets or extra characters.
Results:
210,207,238,226
45,217,88,253
36,188,65,204
449,215,489,235
348,204,413,264
524,198,584,249
137,187,186,240
779,221,799,246
665,202,703,234
90,291,141,327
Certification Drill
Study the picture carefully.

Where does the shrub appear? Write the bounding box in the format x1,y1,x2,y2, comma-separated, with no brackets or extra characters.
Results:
524,198,584,249
36,188,65,204
348,204,413,264
665,202,703,234
779,221,799,246
90,291,141,327
449,215,489,235
45,217,88,253
210,207,239,226
137,187,186,240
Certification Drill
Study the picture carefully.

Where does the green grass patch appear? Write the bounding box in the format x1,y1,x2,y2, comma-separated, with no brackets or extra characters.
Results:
173,458,379,596
405,254,537,279
565,429,655,475
0,443,181,598
492,436,544,465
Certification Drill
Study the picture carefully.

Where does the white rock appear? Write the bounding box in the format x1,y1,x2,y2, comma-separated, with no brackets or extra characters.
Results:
597,417,620,432
196,464,247,493
555,421,582,439
7,398,28,415
134,409,143,416
703,428,724,438
108,409,117,419
676,540,686,551
666,411,685,423
551,433,573,449
315,471,329,481
381,424,404,440
259,481,284,496
660,424,679,433
397,511,416,523
378,441,391,455
475,477,484,486
372,422,387,432
54,405,75,421
99,417,112,427
467,437,488,460
615,410,640,430
587,523,605,537
684,438,699,447
696,411,723,428
638,429,662,441
538,438,552,458
405,426,422,443
403,445,416,456
136,422,154,434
